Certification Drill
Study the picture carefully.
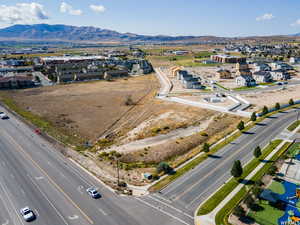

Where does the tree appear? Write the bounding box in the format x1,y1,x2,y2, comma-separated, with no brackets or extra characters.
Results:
252,186,263,199
237,121,245,131
244,195,255,209
231,160,243,178
157,162,172,174
289,98,295,106
275,102,280,110
203,143,210,153
232,205,245,217
254,146,262,158
251,112,257,122
262,106,269,115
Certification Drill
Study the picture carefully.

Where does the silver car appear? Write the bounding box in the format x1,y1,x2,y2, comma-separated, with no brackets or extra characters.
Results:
20,207,35,222
86,187,101,199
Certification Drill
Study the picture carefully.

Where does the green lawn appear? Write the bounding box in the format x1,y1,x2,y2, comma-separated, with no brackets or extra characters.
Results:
197,140,283,215
214,141,291,225
287,142,300,157
287,120,300,132
269,180,285,195
248,200,284,225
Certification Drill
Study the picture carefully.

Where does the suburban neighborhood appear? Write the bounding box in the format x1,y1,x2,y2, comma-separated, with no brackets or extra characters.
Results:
0,1,300,225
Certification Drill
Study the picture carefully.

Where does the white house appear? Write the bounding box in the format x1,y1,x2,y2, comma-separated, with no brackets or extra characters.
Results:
236,75,256,87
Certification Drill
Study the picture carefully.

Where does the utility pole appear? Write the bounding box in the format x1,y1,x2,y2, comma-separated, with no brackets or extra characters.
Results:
116,158,120,186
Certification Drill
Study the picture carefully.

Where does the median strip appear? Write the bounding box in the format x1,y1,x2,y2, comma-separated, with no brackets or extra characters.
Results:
214,141,291,225
150,104,300,192
197,139,283,216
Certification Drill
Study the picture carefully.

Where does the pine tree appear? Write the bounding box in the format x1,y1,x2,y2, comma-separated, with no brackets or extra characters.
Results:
251,112,257,122
254,146,262,158
237,121,245,131
203,143,210,153
231,160,243,178
262,106,269,115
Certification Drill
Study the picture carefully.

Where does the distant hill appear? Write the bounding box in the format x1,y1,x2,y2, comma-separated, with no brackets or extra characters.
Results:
0,24,220,43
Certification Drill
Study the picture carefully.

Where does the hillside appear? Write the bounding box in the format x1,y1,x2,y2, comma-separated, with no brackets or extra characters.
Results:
0,24,220,43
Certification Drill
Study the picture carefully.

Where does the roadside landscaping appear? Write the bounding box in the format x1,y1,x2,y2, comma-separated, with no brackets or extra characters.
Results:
197,139,283,216
150,103,300,192
214,141,292,225
287,120,300,132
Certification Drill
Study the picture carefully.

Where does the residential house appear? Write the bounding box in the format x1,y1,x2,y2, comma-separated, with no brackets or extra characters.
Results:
270,62,293,71
289,57,300,64
235,62,252,76
252,63,271,72
270,70,290,81
236,75,256,87
252,71,272,83
216,69,232,79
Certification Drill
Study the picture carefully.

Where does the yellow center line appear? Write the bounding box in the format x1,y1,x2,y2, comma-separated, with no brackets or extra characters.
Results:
0,130,94,224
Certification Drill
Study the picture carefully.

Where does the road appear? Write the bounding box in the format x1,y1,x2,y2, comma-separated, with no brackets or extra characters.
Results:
144,107,300,214
0,107,192,225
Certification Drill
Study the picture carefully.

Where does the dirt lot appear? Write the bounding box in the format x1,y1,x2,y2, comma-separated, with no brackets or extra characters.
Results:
242,85,300,112
3,75,219,145
4,76,158,142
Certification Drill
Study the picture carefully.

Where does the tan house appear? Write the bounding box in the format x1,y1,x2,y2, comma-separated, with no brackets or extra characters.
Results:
235,62,252,76
216,69,232,79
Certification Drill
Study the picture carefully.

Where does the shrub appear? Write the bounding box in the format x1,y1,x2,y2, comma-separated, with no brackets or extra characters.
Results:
232,205,245,217
200,131,208,137
157,162,172,174
125,95,135,106
267,165,277,176
262,106,269,115
289,98,295,105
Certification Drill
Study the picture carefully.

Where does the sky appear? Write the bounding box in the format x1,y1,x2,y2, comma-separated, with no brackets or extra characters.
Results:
1,0,300,37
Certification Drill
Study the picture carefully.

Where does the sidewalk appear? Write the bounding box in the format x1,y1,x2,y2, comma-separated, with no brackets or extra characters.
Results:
195,140,288,225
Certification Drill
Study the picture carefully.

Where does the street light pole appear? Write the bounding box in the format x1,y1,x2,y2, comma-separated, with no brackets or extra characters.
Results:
116,158,120,186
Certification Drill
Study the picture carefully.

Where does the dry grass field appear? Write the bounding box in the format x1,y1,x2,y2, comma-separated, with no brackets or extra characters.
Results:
3,76,158,142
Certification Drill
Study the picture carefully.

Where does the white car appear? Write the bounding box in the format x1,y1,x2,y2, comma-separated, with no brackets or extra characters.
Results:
20,207,35,222
86,187,101,199
0,112,8,119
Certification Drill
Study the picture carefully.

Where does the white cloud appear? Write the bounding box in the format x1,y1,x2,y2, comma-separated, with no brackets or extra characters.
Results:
256,13,274,21
291,19,300,27
60,2,82,16
0,2,48,24
90,4,106,13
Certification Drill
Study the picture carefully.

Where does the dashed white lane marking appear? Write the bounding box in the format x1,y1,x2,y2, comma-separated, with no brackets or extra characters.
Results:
147,196,193,219
77,185,84,194
35,176,44,180
98,208,108,216
135,198,190,225
27,175,69,225
68,215,79,220
1,219,9,225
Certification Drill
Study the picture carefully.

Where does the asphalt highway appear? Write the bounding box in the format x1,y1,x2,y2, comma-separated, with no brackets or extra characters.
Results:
0,107,192,225
152,107,300,213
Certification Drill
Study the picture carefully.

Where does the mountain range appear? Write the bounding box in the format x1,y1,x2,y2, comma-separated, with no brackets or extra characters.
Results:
0,24,222,43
